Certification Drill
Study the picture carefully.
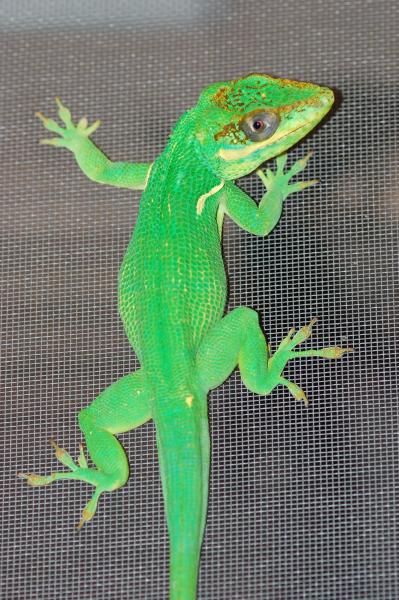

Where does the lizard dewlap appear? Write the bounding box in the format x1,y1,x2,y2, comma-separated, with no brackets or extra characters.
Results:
20,73,349,600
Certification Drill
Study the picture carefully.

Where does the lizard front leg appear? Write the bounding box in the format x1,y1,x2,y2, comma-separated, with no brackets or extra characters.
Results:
19,370,152,528
37,98,152,190
195,308,351,405
222,151,317,236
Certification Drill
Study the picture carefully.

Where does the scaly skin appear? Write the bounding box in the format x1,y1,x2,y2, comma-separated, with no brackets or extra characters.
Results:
19,74,351,600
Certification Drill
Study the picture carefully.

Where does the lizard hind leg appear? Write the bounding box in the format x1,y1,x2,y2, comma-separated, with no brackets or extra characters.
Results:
18,370,152,528
195,308,352,405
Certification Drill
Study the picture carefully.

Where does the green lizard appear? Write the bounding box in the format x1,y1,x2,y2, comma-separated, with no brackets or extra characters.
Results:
19,73,351,600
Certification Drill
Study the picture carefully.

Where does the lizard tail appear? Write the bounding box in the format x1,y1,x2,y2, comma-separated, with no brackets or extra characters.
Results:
154,393,210,600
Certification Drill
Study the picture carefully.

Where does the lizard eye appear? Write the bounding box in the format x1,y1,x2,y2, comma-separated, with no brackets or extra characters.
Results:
240,110,279,142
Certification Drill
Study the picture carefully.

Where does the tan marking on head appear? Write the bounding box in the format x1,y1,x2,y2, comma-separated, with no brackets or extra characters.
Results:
214,122,237,141
185,395,193,408
214,122,247,144
213,86,229,108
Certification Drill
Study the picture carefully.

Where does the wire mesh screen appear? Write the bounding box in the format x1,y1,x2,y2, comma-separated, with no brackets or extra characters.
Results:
1,0,398,598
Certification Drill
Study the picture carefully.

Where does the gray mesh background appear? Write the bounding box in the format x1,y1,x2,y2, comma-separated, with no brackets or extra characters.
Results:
1,1,398,598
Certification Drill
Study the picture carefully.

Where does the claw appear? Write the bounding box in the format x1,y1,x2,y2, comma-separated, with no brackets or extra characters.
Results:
298,178,319,190
290,317,318,346
275,152,288,170
77,490,101,530
318,346,353,359
77,117,88,131
49,438,77,470
17,472,54,486
297,150,314,169
288,179,319,195
275,326,296,352
256,168,271,187
36,112,64,134
302,149,314,161
286,150,314,178
84,119,101,137
291,346,353,359
39,138,67,147
78,444,88,469
35,111,48,124
77,507,93,530
55,97,73,127
280,377,309,407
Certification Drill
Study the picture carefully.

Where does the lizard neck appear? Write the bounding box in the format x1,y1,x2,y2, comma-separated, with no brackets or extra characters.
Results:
144,111,222,215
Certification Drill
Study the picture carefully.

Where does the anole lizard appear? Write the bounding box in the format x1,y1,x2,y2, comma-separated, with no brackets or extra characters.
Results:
19,73,351,600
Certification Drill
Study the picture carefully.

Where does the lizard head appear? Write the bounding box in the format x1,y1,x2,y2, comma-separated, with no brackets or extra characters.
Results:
193,73,334,180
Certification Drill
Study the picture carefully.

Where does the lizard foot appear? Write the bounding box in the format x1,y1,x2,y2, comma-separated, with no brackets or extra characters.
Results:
257,150,319,201
18,439,108,528
36,97,101,151
267,319,353,406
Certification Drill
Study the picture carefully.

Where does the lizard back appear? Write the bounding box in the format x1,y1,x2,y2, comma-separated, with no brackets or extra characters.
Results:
118,116,227,390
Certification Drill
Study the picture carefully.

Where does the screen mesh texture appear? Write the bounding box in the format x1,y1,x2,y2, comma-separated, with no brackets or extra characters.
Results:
1,1,398,598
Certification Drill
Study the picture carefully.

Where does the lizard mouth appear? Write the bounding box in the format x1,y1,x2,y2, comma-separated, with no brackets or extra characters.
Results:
273,120,313,143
